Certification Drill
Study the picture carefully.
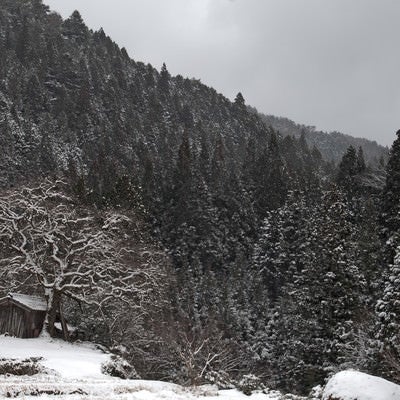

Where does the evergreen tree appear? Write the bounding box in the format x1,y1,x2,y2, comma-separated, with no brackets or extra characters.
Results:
158,62,170,95
62,10,89,44
376,246,400,382
24,73,45,118
376,129,400,381
234,92,245,107
381,130,400,239
210,135,226,192
198,125,210,180
252,211,285,303
356,146,366,173
266,188,366,393
254,131,288,216
337,145,357,185
298,130,309,153
16,15,29,65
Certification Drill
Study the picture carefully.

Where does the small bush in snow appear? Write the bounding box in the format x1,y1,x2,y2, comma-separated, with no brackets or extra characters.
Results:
237,374,265,395
0,357,46,376
307,385,323,399
204,370,236,389
101,355,140,380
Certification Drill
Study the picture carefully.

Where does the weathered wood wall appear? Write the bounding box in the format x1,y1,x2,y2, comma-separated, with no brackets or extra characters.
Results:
0,301,45,338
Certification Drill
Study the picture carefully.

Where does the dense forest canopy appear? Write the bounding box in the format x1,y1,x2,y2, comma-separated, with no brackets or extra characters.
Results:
253,109,388,166
0,0,399,395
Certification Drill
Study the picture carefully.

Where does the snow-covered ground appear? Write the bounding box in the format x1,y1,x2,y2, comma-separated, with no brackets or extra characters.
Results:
322,370,400,400
0,336,109,380
3,336,399,400
0,336,294,399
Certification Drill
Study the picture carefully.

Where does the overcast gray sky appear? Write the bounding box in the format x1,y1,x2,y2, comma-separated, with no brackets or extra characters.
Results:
44,0,400,146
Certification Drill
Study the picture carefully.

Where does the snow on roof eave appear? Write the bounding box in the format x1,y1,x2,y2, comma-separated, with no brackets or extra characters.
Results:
5,292,48,312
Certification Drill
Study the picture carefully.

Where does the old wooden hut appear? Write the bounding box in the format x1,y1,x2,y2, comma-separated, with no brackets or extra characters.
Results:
0,293,47,338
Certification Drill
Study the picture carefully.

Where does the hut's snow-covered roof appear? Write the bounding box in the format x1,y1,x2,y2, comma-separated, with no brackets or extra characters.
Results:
6,293,47,311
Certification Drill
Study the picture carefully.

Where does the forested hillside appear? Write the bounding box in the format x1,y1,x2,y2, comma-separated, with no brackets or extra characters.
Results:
0,0,399,396
253,110,388,165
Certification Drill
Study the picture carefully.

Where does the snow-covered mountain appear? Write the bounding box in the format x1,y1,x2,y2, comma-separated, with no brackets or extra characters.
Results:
1,0,399,396
253,110,388,165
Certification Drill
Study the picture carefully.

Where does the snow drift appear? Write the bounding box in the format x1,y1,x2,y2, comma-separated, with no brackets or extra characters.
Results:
322,370,400,400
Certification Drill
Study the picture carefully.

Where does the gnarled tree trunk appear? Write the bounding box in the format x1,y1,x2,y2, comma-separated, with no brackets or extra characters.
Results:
43,290,61,338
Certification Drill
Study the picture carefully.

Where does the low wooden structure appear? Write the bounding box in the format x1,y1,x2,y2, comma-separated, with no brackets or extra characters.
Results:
0,293,47,338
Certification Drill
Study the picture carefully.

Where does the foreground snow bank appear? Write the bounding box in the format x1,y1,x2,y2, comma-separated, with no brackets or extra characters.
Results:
0,335,110,379
322,370,400,400
0,336,303,399
0,376,301,400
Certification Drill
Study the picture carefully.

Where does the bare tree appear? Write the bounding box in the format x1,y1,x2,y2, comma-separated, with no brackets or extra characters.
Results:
0,179,166,337
155,318,242,386
174,330,240,385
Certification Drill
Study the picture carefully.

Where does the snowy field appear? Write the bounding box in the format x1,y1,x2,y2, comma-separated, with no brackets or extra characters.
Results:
0,336,296,399
1,336,400,400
